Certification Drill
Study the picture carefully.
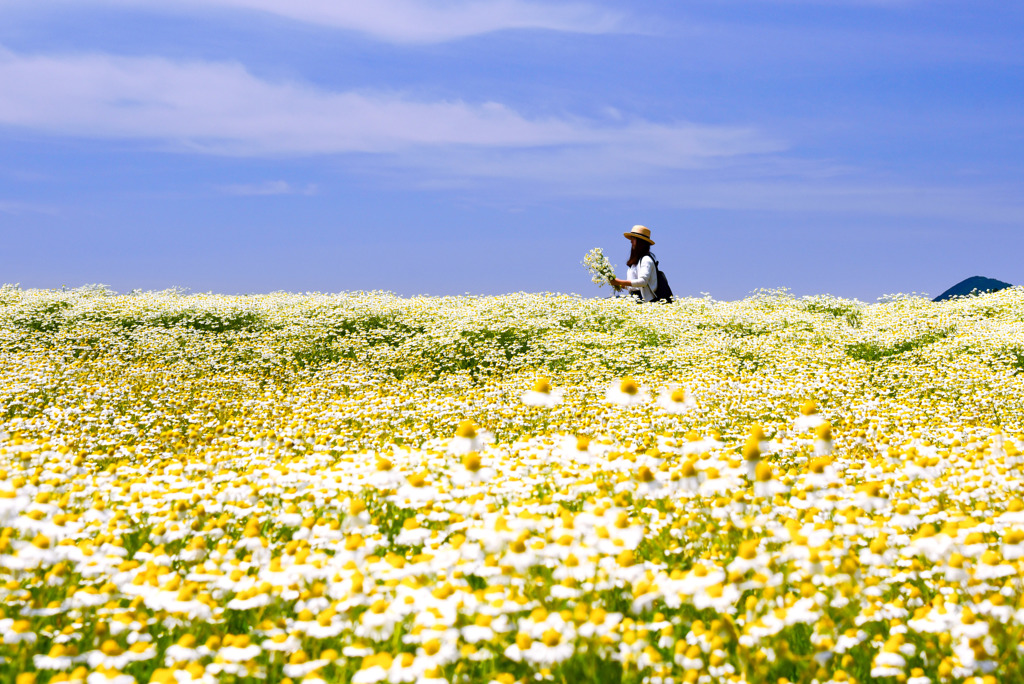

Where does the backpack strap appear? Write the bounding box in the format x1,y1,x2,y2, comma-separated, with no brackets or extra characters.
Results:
642,254,658,295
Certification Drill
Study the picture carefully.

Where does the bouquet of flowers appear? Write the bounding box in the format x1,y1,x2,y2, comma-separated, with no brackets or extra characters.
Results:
582,247,621,290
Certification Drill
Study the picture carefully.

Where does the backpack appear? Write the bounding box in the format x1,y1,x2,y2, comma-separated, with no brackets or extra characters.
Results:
651,256,674,303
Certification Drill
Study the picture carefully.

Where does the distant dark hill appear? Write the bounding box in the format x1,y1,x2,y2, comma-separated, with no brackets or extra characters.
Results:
933,276,1014,302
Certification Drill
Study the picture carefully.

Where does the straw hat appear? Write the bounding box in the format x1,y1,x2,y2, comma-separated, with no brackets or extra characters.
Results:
624,225,654,245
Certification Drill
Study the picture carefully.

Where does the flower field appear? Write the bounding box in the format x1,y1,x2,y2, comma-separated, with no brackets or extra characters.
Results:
2,285,1024,684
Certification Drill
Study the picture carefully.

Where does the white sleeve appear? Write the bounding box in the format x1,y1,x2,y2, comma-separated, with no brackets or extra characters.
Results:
630,256,655,288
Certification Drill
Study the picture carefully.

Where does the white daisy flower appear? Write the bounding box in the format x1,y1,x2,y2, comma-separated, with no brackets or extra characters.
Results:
522,377,564,407
794,399,826,432
448,419,491,455
605,377,649,406
656,385,699,414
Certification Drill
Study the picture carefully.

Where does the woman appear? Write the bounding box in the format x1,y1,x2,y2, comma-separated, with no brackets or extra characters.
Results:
612,225,659,302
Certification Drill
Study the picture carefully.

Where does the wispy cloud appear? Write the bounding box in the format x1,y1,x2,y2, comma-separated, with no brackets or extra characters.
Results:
31,0,626,44
382,144,1024,224
738,0,925,4
0,167,50,182
654,179,1024,224
217,181,318,196
0,199,59,215
0,47,780,169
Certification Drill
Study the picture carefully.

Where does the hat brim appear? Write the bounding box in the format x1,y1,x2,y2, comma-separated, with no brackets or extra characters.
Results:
624,232,655,245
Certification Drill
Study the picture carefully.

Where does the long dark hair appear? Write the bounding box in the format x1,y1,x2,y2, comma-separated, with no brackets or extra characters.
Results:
626,239,651,267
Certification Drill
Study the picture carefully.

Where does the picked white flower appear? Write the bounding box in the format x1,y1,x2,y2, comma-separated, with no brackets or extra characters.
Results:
582,248,621,290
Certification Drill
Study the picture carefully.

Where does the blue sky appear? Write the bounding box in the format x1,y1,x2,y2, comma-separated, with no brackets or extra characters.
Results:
1,1,1021,300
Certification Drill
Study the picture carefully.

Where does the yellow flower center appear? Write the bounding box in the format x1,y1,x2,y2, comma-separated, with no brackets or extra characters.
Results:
619,377,639,395
858,482,882,497
809,456,831,474
455,420,477,439
532,378,552,394
362,653,392,670
463,453,482,472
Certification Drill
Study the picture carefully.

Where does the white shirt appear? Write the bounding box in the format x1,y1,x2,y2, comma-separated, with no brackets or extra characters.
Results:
626,253,658,302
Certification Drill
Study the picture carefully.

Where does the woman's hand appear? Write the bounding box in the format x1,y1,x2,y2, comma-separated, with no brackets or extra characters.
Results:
611,278,631,289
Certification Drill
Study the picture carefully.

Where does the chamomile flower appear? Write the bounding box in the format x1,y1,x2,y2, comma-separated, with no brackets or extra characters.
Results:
605,377,649,406
450,451,494,487
753,462,789,498
2,619,38,644
448,420,490,455
656,385,699,414
351,653,392,684
387,652,425,683
33,644,78,670
522,377,564,407
794,399,826,432
4,285,1024,684
85,667,136,684
814,421,834,456
283,659,331,679
681,429,724,455
870,650,907,678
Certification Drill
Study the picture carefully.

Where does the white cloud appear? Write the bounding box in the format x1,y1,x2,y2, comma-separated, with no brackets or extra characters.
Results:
34,0,626,43
218,181,318,196
1,48,1017,223
0,47,780,170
